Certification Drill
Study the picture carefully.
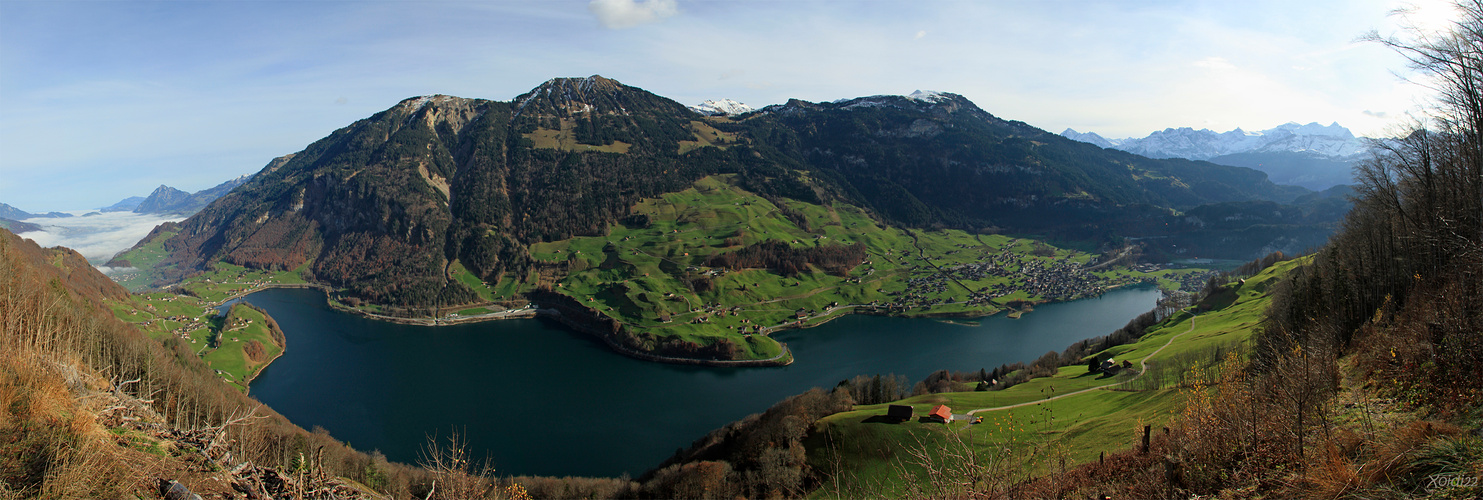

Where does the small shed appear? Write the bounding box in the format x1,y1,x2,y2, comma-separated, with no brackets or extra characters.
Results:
930,404,953,423
887,405,914,422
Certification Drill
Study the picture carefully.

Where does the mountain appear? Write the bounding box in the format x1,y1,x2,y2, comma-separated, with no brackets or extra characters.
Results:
1060,128,1117,148
0,218,40,233
690,99,754,116
0,203,31,220
136,75,1331,308
1061,122,1368,190
1204,151,1356,193
1091,122,1366,161
101,196,145,212
133,186,191,213
0,202,71,219
132,173,253,215
752,92,1309,230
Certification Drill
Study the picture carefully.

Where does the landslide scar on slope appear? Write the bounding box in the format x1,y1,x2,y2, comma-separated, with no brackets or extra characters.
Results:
418,164,452,205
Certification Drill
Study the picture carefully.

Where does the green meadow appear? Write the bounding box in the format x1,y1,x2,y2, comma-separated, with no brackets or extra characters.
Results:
531,175,1210,360
802,256,1295,497
108,256,309,390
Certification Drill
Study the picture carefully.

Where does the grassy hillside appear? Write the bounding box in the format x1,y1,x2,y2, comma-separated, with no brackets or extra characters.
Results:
105,260,308,389
529,174,1211,361
105,226,180,290
802,257,1297,497
2,227,548,500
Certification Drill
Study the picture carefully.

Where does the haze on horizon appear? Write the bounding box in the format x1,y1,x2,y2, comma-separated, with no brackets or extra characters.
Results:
0,0,1460,212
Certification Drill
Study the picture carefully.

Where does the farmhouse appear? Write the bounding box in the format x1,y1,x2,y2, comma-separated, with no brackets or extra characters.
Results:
929,404,952,423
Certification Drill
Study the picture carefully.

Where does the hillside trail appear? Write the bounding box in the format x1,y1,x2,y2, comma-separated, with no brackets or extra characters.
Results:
961,314,1198,417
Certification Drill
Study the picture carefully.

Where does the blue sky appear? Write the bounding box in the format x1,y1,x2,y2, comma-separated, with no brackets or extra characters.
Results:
0,0,1457,211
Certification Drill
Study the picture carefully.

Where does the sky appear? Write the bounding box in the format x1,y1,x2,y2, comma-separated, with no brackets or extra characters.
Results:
0,0,1463,212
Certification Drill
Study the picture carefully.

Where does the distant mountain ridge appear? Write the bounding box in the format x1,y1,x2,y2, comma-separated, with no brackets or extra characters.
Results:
101,196,145,212
132,173,254,215
1061,122,1369,190
0,202,71,219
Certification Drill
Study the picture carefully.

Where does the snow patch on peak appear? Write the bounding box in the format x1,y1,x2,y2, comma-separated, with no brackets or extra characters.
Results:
578,74,619,93
403,95,462,110
905,90,948,102
690,99,755,116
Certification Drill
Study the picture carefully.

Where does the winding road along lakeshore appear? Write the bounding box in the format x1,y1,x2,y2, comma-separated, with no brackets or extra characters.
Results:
965,314,1198,416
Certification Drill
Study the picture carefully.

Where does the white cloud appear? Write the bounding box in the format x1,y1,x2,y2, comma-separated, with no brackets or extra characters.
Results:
588,0,678,29
95,266,139,276
915,30,927,39
17,211,184,265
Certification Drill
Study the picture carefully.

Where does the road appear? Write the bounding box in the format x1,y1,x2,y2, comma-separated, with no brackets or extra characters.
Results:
964,314,1198,416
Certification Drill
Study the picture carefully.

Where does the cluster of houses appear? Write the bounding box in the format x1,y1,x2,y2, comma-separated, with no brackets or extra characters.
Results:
866,244,1223,314
873,246,1132,311
1093,358,1135,375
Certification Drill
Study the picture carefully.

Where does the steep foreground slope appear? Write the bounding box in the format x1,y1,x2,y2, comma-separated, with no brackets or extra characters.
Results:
0,229,542,499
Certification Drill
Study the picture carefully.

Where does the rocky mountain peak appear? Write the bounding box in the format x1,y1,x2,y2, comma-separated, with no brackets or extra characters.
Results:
513,75,634,117
393,94,488,137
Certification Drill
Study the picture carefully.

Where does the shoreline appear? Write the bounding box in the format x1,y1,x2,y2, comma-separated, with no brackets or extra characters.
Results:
201,281,1157,369
215,283,794,367
540,307,795,367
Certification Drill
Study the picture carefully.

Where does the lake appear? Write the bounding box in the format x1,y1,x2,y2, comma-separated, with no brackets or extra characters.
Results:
237,286,1160,478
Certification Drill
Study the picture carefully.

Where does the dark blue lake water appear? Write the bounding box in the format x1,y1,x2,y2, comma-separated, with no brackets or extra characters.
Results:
237,286,1159,477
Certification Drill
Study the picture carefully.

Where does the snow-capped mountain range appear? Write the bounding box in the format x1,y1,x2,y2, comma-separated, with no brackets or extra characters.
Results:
1062,122,1371,190
689,99,755,116
691,91,947,116
1062,122,1368,161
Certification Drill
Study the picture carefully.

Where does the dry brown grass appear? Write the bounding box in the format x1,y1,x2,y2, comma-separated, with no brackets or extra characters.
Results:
0,350,134,499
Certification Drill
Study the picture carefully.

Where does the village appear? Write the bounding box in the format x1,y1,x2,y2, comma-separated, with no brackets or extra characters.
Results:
873,245,1198,313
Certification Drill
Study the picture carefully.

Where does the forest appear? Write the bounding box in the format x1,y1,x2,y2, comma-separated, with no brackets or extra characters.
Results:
705,240,867,277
